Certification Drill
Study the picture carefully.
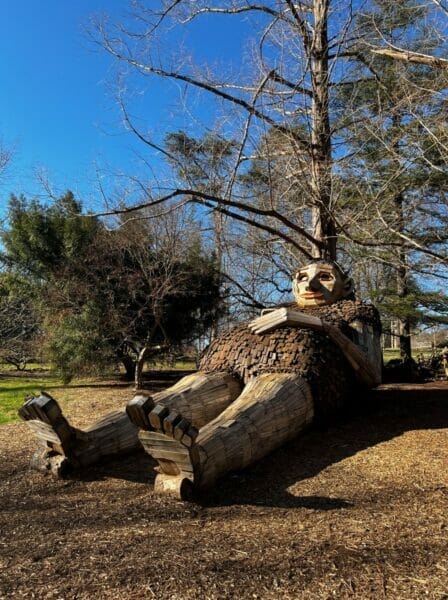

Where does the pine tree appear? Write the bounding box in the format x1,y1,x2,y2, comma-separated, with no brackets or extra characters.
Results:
337,0,448,359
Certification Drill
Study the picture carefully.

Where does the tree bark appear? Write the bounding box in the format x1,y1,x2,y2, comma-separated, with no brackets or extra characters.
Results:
370,47,448,70
135,346,150,390
310,0,336,261
119,353,136,381
392,108,412,362
395,191,412,361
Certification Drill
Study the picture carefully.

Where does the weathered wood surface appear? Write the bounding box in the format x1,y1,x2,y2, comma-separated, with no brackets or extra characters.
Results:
132,300,382,498
200,300,380,421
248,308,324,334
143,372,314,497
20,393,140,476
20,299,381,489
126,371,242,432
195,372,314,488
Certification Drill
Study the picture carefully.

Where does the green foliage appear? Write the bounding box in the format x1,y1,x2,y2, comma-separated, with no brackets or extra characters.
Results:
1,192,225,380
1,191,99,279
337,0,448,355
379,288,448,328
44,302,117,384
165,131,236,194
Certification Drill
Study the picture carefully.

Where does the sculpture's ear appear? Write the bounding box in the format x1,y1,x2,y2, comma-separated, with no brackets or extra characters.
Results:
342,274,355,298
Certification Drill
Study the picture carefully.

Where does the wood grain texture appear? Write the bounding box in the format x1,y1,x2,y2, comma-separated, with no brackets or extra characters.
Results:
195,373,313,488
147,371,242,429
199,300,380,421
20,394,141,476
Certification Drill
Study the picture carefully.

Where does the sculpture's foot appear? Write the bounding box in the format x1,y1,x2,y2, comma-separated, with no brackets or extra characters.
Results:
19,393,80,475
125,392,155,430
21,393,142,476
19,393,79,472
138,406,200,499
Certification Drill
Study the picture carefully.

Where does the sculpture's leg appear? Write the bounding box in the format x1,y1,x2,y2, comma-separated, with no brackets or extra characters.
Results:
70,410,140,467
19,393,140,477
144,372,314,499
127,371,242,495
126,371,242,431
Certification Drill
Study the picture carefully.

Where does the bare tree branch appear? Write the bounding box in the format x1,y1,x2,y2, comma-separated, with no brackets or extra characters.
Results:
370,47,448,70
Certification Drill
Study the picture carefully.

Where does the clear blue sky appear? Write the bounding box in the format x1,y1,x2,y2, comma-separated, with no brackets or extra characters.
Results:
0,1,125,209
0,1,250,214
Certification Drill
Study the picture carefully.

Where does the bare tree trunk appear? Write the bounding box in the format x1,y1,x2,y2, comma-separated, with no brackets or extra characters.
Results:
211,210,225,339
395,193,412,361
134,346,150,390
392,108,412,362
310,0,336,261
119,353,136,381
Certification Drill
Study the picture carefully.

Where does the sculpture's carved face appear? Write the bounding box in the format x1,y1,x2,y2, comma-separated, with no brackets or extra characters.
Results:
292,262,353,308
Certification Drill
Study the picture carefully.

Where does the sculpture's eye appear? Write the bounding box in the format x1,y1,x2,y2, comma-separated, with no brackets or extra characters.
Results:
297,273,308,282
319,272,333,281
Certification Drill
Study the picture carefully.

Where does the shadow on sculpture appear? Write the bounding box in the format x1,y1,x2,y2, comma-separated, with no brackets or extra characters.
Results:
20,261,388,501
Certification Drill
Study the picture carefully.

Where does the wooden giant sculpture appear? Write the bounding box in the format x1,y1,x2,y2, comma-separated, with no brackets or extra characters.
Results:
19,262,382,496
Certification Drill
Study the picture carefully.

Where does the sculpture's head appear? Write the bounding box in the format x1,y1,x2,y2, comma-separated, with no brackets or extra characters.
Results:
292,261,354,308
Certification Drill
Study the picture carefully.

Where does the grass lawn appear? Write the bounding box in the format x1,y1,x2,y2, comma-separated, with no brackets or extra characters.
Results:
0,360,196,426
383,347,433,364
2,351,436,425
383,348,401,363
0,374,65,425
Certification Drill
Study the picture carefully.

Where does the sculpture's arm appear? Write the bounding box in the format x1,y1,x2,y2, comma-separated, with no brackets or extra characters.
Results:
324,323,381,387
248,308,381,387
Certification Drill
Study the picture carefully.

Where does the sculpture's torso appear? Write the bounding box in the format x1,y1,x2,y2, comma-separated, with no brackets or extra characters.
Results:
200,300,381,420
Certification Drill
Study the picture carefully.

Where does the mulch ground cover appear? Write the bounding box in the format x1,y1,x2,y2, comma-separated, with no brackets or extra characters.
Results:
0,378,447,599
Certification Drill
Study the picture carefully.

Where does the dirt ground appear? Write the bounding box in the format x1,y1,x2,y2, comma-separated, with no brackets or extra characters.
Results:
0,377,447,599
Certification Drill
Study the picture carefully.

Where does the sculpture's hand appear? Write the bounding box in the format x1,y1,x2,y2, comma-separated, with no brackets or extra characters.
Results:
248,308,324,335
324,324,381,387
248,308,290,334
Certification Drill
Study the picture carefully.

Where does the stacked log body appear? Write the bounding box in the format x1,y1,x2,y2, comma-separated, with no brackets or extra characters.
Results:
19,392,140,476
133,300,381,498
200,300,380,421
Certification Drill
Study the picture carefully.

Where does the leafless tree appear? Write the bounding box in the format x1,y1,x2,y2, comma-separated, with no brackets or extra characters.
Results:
86,1,448,363
92,0,377,262
113,205,203,388
0,296,38,370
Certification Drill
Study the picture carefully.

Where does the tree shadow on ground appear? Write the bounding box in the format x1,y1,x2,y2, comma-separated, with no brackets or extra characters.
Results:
197,386,448,509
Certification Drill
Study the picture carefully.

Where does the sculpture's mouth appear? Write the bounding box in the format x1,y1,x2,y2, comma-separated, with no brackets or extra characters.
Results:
300,292,324,299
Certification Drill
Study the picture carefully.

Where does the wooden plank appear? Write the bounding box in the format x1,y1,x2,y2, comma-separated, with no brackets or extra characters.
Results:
148,405,170,431
26,420,61,445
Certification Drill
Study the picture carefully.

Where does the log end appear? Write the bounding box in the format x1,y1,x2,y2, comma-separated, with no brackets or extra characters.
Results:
29,449,74,479
154,473,195,500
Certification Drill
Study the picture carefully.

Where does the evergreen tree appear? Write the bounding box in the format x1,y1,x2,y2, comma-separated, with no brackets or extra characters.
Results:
1,193,224,382
337,0,448,358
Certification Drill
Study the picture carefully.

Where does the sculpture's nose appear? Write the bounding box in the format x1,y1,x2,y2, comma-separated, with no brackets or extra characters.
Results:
309,276,320,291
